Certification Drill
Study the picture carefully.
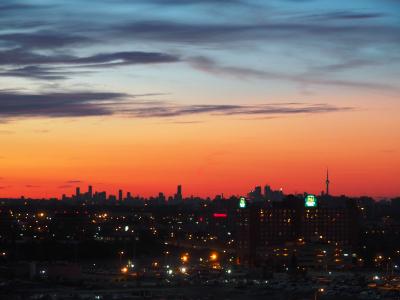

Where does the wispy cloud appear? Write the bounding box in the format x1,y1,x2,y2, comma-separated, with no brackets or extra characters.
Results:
0,49,180,80
0,89,352,121
66,180,82,183
303,11,385,21
126,103,353,118
58,185,73,189
0,90,126,119
0,1,398,90
189,56,396,90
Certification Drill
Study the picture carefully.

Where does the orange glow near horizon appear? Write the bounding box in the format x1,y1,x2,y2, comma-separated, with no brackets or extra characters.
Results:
0,101,399,200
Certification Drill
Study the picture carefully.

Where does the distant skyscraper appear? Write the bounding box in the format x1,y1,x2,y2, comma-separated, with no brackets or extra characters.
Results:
76,187,80,198
173,185,183,203
264,185,271,200
118,189,123,201
177,185,182,196
88,185,93,198
326,169,330,196
249,186,262,202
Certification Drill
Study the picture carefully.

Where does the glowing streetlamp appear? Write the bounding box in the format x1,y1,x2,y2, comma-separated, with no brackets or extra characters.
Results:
314,288,325,300
118,251,124,265
210,252,218,261
181,254,189,263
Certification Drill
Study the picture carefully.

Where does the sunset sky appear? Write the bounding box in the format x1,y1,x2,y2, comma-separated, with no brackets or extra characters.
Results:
0,0,399,199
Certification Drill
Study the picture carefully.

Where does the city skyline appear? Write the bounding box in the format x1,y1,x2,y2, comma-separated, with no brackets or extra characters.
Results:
0,174,380,201
0,0,399,199
0,167,398,200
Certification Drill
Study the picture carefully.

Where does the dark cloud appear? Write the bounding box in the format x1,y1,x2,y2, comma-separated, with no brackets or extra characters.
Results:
0,90,126,119
189,56,395,90
72,51,180,66
66,180,82,183
0,49,180,80
312,59,379,72
0,31,91,50
0,4,36,11
0,1,397,88
305,11,385,21
113,20,400,45
0,90,351,121
114,21,269,44
122,0,244,5
0,49,179,66
126,103,352,118
0,65,72,80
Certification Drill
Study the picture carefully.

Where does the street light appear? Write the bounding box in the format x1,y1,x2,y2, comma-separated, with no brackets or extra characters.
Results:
181,254,189,263
210,252,218,261
119,251,124,265
314,288,324,300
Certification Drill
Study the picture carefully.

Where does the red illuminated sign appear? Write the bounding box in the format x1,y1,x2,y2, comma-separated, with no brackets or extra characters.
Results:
213,213,227,218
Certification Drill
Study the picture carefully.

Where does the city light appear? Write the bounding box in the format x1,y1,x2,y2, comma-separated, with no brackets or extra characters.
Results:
181,254,189,263
213,213,227,218
210,252,218,261
239,197,246,208
305,194,317,208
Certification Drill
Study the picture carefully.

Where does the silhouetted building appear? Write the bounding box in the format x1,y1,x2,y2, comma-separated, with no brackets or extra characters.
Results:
75,187,81,201
326,169,330,196
249,186,263,202
171,185,183,205
237,195,360,267
88,185,93,199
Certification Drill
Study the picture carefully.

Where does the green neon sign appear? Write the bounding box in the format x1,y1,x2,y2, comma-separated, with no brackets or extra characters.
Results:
239,197,247,208
305,194,317,207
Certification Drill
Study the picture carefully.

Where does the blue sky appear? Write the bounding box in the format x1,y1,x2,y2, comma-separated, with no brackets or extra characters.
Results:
0,0,399,117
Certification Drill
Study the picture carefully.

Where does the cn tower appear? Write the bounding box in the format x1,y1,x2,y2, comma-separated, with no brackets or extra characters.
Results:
326,169,330,196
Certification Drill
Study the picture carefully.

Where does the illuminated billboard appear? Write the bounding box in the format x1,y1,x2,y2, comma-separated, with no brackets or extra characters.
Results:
305,194,317,207
239,197,247,208
213,213,227,218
